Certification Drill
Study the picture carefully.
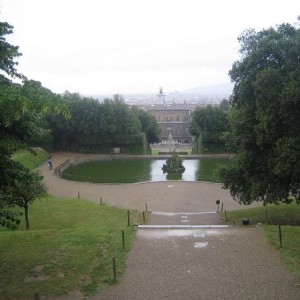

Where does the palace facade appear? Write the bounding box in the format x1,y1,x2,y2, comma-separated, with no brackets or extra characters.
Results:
136,89,199,143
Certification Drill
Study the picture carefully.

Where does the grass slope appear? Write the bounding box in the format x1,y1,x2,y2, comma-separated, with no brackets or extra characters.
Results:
225,202,300,226
265,225,300,282
12,148,49,169
1,149,140,298
0,195,140,298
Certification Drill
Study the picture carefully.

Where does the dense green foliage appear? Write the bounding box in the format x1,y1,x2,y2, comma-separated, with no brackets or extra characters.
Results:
1,150,48,230
46,93,160,154
0,195,139,298
132,106,161,144
221,21,300,205
8,168,46,230
0,21,23,79
190,105,229,153
0,21,68,228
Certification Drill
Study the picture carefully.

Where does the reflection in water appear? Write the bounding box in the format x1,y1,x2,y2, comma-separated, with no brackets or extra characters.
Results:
150,159,198,181
150,159,199,181
150,160,167,181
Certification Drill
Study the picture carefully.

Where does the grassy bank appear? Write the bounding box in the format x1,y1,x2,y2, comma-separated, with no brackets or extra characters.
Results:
2,150,140,298
151,147,192,155
223,203,300,282
0,195,140,298
265,225,300,281
225,201,300,226
12,148,49,169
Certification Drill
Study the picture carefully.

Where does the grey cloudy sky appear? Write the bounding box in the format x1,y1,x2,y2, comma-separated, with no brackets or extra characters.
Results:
0,0,299,95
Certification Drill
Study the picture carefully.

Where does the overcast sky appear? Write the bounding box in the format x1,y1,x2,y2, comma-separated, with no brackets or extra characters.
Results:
0,0,299,95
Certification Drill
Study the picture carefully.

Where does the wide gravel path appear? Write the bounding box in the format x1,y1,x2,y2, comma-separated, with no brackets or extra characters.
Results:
40,153,300,299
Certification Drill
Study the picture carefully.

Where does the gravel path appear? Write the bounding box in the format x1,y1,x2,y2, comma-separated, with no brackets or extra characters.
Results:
94,227,299,300
40,153,300,299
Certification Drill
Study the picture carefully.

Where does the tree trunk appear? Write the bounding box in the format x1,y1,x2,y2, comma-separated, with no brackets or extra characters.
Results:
24,204,30,230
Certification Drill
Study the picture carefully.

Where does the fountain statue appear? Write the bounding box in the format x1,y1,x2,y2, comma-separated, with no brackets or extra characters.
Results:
162,153,185,174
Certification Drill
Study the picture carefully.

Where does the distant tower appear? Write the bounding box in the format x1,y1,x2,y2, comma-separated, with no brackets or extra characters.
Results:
157,87,166,105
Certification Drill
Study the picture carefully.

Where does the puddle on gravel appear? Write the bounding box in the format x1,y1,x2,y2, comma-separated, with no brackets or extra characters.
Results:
193,232,205,238
194,242,208,249
138,229,223,239
152,211,217,216
151,212,178,216
181,220,190,223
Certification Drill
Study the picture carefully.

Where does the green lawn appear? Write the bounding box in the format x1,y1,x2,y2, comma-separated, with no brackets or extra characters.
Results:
225,201,300,226
151,147,192,155
0,196,140,298
264,225,300,282
151,148,160,155
2,148,141,298
223,202,300,282
12,148,49,169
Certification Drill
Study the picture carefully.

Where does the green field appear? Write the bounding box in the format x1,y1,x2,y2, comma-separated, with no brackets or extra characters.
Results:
0,196,140,298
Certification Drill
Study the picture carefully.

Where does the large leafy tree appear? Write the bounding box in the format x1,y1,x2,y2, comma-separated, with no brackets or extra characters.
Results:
221,21,300,205
190,105,229,152
132,106,161,144
47,93,159,153
0,21,23,79
2,164,46,230
0,21,69,228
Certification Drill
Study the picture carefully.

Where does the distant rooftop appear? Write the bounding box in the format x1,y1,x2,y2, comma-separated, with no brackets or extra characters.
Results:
135,103,205,111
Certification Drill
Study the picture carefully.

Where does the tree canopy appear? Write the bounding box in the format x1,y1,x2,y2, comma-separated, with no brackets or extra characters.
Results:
190,105,229,153
0,21,23,79
132,106,161,144
46,93,160,153
221,21,300,205
0,21,69,228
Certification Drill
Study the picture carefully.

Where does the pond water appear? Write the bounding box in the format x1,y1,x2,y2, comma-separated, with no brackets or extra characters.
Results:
61,158,232,183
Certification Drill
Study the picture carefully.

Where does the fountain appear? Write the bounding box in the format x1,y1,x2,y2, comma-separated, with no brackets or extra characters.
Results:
162,153,185,174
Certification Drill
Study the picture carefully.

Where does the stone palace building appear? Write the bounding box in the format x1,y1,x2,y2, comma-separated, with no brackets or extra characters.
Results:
136,88,200,143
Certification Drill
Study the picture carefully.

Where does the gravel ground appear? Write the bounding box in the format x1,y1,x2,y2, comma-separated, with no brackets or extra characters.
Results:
40,153,300,300
93,227,300,300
